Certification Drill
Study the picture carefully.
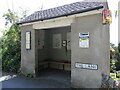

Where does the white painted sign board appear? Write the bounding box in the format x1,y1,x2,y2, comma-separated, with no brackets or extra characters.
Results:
26,31,31,50
75,62,98,70
79,32,89,48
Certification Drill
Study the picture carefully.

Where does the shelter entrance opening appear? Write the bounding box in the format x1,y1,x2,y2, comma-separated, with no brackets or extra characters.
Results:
36,26,71,84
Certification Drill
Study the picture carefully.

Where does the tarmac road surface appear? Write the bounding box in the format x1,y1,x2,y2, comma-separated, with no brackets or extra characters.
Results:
1,69,71,88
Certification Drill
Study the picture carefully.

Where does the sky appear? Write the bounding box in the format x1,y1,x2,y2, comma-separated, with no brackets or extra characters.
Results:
0,0,119,46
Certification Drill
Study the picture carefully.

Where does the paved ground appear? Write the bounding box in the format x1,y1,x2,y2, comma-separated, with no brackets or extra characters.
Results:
1,69,71,88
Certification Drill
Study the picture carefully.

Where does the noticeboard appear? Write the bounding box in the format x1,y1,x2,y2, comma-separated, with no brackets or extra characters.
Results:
79,32,89,48
25,31,31,50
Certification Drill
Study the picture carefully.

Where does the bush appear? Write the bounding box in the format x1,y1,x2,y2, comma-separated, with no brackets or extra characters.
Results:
110,60,116,73
1,24,21,73
116,72,120,78
115,43,120,71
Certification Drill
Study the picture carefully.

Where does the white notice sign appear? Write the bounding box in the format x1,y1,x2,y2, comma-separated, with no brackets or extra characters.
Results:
79,32,89,48
26,31,31,50
75,62,98,70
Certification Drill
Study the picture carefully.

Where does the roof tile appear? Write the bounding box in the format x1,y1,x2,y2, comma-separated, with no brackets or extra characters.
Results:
19,1,104,24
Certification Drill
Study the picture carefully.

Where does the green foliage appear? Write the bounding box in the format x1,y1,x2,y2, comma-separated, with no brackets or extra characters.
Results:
110,73,120,80
110,73,116,79
19,73,34,78
1,9,21,73
115,43,120,71
116,71,120,78
3,9,19,26
110,60,116,73
26,74,34,78
118,43,120,53
116,61,120,71
110,43,120,72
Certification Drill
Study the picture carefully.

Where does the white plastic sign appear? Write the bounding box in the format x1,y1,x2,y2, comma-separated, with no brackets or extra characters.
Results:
26,31,31,50
79,32,89,48
75,62,98,70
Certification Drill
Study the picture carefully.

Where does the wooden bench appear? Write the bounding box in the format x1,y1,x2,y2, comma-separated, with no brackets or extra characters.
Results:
38,60,71,71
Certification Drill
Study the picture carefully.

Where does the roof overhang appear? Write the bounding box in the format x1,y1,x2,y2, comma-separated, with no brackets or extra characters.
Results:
20,8,103,29
18,6,103,25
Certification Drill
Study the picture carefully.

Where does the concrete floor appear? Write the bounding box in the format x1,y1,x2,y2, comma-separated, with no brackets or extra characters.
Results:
2,69,71,88
38,69,71,86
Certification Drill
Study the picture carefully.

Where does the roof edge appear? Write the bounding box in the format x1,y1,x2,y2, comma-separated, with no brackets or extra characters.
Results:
17,6,103,25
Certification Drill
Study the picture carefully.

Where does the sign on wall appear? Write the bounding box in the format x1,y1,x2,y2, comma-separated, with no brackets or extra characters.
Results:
53,34,61,48
75,62,98,70
26,31,31,50
79,32,89,48
102,9,112,24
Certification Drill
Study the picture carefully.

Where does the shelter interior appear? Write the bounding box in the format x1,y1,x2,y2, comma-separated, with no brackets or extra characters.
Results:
36,26,71,74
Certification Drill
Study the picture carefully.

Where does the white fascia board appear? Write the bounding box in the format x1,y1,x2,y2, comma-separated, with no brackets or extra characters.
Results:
20,9,103,29
33,17,74,29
